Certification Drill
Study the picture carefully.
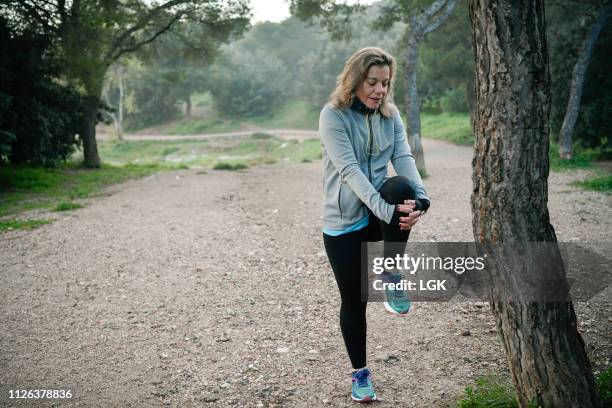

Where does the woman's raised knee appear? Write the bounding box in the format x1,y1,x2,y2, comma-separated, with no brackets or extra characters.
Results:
379,176,416,205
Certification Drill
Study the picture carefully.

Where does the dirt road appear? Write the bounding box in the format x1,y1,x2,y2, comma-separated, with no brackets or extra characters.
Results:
1,138,610,407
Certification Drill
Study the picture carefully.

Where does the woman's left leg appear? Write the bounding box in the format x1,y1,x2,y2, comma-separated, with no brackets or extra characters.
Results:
378,176,416,256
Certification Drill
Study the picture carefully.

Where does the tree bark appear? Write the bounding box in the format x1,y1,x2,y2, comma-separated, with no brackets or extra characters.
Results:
185,95,192,119
117,69,124,141
403,34,426,172
468,0,601,406
558,4,611,159
81,95,101,168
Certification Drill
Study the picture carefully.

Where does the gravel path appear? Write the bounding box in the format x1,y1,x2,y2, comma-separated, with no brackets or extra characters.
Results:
1,138,610,407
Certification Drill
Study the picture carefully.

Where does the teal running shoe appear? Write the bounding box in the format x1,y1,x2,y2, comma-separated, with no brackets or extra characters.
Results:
383,272,411,315
351,367,377,402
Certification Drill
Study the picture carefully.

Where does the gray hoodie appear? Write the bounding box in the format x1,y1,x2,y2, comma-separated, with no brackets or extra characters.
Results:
319,101,429,232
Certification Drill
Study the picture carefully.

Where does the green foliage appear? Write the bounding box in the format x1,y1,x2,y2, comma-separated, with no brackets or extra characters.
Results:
456,369,612,407
422,88,469,114
166,116,239,134
296,5,405,111
421,112,473,146
213,161,248,170
597,367,612,406
439,87,469,113
419,0,474,114
548,141,600,171
456,376,519,408
547,1,612,150
0,17,83,167
0,166,64,193
162,99,320,134
234,19,321,82
0,219,51,232
572,175,612,193
208,49,292,117
0,162,179,217
53,202,84,212
122,64,182,131
251,132,273,139
93,136,323,171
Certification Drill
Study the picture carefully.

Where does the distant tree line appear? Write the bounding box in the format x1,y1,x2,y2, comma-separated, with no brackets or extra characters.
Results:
110,0,610,158
0,0,249,167
1,0,609,166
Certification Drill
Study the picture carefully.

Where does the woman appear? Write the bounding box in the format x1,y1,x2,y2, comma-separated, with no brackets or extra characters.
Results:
320,47,430,402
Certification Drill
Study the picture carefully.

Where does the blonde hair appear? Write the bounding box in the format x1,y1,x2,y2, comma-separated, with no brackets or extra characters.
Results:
330,47,397,118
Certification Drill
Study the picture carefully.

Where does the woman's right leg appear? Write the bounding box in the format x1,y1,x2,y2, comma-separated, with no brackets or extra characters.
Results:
323,229,369,369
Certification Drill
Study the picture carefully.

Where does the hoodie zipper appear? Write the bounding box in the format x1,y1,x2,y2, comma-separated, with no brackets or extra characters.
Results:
337,182,343,219
366,112,373,181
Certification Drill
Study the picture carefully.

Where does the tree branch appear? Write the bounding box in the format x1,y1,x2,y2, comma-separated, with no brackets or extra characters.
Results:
423,0,448,20
110,12,183,64
424,0,457,35
109,0,188,56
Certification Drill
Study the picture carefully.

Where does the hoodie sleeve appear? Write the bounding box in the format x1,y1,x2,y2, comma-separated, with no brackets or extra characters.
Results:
319,105,395,224
390,110,430,201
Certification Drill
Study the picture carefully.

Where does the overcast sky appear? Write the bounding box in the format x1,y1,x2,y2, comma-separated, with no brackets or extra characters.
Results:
251,0,290,23
250,0,376,24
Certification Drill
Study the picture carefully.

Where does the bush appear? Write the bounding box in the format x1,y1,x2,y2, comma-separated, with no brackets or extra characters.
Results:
597,367,612,406
53,202,84,212
122,66,181,131
208,49,291,117
213,161,248,170
421,88,468,114
0,18,83,167
439,87,468,113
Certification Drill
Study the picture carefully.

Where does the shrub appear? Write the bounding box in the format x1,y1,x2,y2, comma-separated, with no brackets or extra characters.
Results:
0,18,83,167
213,161,248,170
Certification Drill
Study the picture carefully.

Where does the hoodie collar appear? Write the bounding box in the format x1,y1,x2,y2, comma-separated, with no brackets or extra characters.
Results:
350,96,378,115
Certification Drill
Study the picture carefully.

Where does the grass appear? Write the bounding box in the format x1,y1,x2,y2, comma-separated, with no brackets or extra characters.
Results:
167,116,242,134
165,99,319,135
95,135,322,170
456,376,518,408
571,175,612,193
455,368,612,407
53,201,84,211
245,100,319,130
0,161,184,218
192,92,213,108
598,367,612,406
548,142,599,171
0,135,322,219
421,112,474,146
0,218,51,232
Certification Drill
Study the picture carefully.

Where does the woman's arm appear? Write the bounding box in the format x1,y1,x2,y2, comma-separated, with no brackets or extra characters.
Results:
320,106,396,224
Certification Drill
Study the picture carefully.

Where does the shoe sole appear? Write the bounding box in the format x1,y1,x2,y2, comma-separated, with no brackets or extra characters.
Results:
351,393,377,402
383,301,410,316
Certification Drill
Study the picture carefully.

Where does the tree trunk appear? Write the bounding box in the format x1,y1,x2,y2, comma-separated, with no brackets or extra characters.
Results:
403,34,426,173
558,4,611,160
401,0,457,175
185,95,192,119
468,0,601,407
117,70,124,142
81,95,101,168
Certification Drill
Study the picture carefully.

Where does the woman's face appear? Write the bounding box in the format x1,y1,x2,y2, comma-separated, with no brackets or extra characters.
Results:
355,64,390,110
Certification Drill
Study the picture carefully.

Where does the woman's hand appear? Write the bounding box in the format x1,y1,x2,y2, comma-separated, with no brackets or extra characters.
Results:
396,199,424,231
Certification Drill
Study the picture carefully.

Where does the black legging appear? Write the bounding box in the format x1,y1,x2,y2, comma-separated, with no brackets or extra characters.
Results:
323,176,416,369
